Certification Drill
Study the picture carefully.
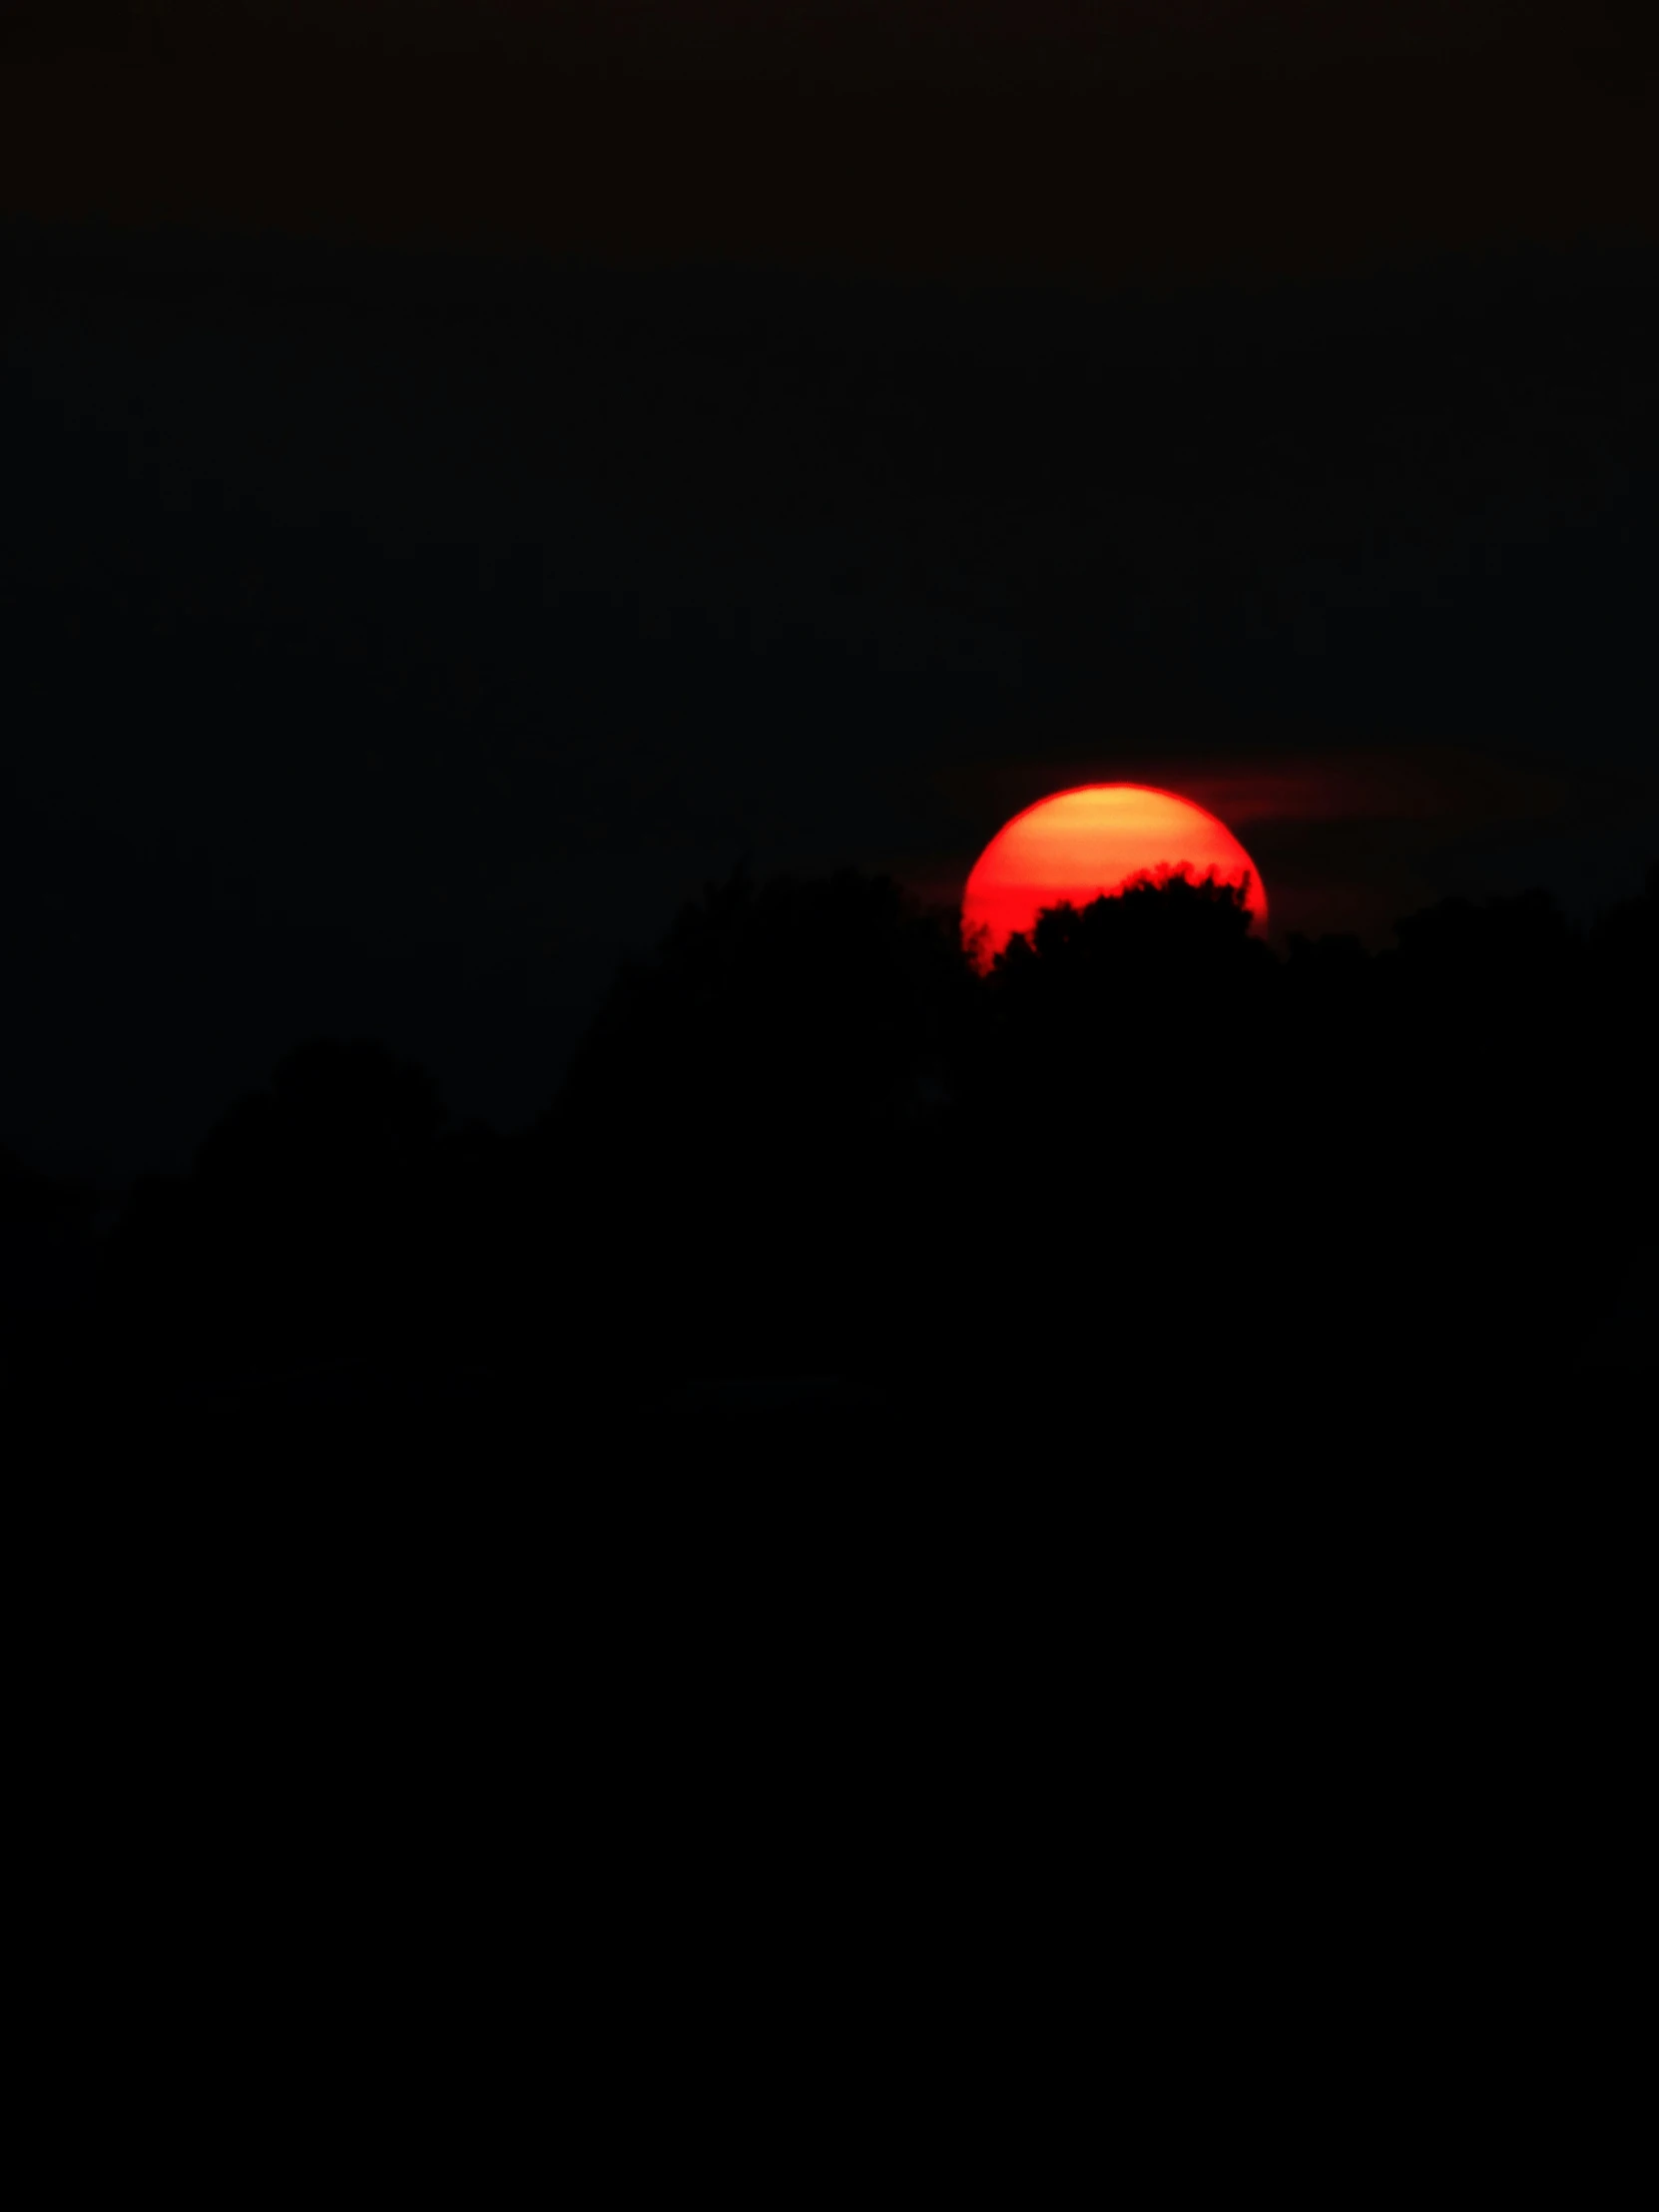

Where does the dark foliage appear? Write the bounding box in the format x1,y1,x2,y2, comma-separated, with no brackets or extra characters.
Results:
91,1037,450,1383
537,866,978,1382
5,858,1653,1450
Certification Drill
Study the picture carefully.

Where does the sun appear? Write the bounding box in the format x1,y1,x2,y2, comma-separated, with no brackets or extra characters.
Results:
961,784,1268,969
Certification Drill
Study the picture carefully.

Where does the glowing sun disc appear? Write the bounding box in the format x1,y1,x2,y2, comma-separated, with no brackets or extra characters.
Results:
962,784,1269,968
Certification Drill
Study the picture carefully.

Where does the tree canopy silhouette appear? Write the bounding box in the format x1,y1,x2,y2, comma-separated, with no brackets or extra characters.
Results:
11,851,1650,1432
533,865,976,1379
548,864,973,1149
95,1036,449,1381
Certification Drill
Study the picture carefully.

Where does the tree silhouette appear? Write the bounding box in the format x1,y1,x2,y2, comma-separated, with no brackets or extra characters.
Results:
28,850,1653,1437
999,864,1263,967
536,865,977,1382
551,865,974,1143
95,1036,447,1385
983,869,1274,1088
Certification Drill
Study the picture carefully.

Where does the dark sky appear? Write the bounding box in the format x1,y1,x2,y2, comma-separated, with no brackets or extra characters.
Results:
3,5,1657,1184
6,5,1657,281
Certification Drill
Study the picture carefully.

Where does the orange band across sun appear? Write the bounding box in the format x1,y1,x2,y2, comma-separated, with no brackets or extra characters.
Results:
961,784,1268,968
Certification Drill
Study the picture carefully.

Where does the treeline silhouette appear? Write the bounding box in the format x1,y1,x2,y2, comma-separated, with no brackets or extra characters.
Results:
4,860,1654,1448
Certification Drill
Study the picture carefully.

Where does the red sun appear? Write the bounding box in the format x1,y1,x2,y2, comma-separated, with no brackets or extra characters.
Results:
962,784,1269,969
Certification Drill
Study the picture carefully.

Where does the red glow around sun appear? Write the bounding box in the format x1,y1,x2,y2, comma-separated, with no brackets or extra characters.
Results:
962,784,1269,969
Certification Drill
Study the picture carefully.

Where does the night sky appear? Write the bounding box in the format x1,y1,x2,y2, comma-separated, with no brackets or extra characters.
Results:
4,2,1656,1186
